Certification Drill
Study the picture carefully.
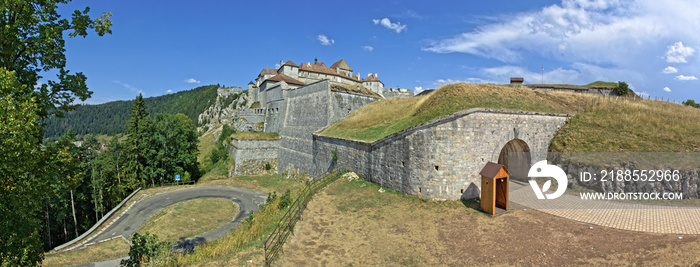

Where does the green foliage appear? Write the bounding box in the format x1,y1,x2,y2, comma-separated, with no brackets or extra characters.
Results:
0,69,45,266
0,0,112,119
332,149,338,161
250,102,261,108
265,162,272,170
207,125,236,167
121,232,163,267
122,96,200,190
278,189,292,209
683,99,700,108
220,93,240,108
43,85,219,139
614,81,630,96
219,125,237,144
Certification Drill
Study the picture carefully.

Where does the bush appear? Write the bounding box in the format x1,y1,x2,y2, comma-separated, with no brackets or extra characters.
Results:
683,99,700,108
278,189,292,209
614,81,629,96
265,162,272,170
121,232,163,267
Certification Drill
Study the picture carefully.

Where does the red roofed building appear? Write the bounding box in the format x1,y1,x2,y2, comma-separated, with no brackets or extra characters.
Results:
250,58,390,106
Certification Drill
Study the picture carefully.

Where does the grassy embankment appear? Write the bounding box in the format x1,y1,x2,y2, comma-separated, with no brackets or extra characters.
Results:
43,238,131,267
135,198,239,244
43,198,239,266
277,177,700,266
145,172,344,266
321,83,585,142
526,80,618,89
320,82,700,152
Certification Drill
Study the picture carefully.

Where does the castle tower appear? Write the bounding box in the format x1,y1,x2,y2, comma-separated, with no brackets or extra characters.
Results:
279,60,299,80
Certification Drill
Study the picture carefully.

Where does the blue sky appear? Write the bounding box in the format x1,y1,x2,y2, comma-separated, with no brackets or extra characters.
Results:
55,0,700,104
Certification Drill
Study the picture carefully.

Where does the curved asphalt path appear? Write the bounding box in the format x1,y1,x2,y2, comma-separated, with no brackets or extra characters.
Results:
85,186,268,247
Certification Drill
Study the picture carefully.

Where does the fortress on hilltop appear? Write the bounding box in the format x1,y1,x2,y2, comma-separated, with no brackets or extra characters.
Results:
247,58,412,108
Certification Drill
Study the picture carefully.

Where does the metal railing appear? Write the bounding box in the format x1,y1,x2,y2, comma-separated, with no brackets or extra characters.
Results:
263,173,341,266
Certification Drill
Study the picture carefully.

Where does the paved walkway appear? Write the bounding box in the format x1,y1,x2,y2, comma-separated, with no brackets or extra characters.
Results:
509,181,700,235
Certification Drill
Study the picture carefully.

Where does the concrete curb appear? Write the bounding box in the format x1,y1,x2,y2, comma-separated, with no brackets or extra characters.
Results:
53,188,141,252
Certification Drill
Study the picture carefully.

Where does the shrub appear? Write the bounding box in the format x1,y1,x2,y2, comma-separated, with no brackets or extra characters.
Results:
614,81,629,96
265,162,272,170
278,189,292,209
683,99,700,108
121,232,163,267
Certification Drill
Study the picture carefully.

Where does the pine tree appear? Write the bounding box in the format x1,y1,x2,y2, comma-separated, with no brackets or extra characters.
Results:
122,94,151,190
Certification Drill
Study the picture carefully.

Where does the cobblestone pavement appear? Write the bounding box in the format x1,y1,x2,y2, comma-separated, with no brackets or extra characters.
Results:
509,181,700,235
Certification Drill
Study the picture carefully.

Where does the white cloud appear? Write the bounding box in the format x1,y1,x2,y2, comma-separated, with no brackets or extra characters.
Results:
664,86,671,92
663,66,678,74
362,45,374,52
636,91,650,97
666,41,695,63
113,80,143,95
317,34,334,46
184,78,201,84
414,86,423,93
372,18,407,33
434,79,467,86
166,89,173,93
675,74,697,80
423,0,700,66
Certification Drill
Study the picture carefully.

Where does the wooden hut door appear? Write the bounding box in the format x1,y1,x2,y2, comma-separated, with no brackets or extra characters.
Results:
495,178,508,209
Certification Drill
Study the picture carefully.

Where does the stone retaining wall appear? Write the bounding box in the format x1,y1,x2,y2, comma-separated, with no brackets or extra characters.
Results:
229,139,279,176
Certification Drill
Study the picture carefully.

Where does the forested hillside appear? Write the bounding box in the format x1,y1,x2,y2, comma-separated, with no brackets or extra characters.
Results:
43,85,218,139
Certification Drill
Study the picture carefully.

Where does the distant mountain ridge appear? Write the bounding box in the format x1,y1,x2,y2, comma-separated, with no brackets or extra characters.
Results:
43,85,219,139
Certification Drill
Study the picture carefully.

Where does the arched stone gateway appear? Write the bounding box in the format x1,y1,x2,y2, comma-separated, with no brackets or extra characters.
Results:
497,139,531,181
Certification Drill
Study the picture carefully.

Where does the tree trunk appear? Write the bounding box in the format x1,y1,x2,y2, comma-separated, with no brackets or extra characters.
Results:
45,198,51,247
63,218,67,242
70,190,78,238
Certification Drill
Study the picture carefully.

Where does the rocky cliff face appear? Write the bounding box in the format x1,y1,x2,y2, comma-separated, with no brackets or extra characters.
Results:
198,88,251,131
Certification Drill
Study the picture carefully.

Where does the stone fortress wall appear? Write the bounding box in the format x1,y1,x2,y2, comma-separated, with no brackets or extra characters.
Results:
273,80,380,175
312,109,570,200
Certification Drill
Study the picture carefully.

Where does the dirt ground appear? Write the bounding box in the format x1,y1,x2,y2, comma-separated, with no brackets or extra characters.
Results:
278,178,700,266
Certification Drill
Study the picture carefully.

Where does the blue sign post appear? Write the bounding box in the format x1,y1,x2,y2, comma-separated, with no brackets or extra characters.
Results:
175,174,180,184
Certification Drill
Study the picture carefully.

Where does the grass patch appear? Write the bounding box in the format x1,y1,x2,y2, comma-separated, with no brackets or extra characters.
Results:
43,238,130,267
136,198,238,244
320,82,700,152
148,172,342,266
278,177,700,266
320,83,588,142
526,81,617,89
585,81,618,88
200,173,302,195
550,98,700,152
230,132,280,141
198,157,234,182
197,125,221,165
330,83,382,98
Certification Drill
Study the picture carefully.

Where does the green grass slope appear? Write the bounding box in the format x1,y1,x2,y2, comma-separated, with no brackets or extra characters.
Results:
320,83,700,152
320,83,589,142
